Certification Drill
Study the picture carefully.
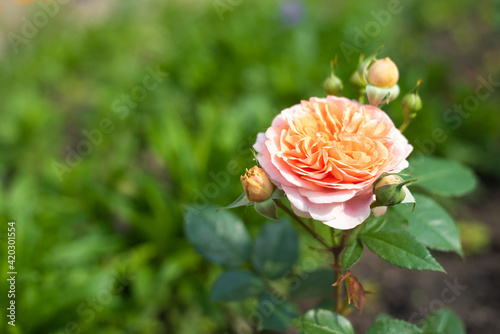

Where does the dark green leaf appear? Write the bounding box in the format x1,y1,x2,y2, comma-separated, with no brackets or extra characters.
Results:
254,198,279,220
366,319,422,334
381,207,410,233
252,219,298,279
290,269,335,300
270,187,286,199
360,215,386,234
396,194,463,256
409,156,477,197
295,309,354,334
257,293,298,331
211,270,267,301
341,240,363,273
360,231,444,272
184,205,251,267
419,308,465,334
220,192,252,210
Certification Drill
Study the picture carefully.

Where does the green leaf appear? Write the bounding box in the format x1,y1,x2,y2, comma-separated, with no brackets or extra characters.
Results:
381,207,410,233
183,205,251,267
257,293,298,331
341,240,363,273
419,308,465,334
211,270,267,301
220,192,252,210
254,198,279,220
359,231,444,272
252,219,298,279
396,194,463,256
366,319,422,334
270,187,286,199
290,269,335,300
360,215,386,234
295,309,355,334
409,156,477,197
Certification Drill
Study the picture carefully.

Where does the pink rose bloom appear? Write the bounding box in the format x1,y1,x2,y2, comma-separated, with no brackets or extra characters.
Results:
253,96,413,229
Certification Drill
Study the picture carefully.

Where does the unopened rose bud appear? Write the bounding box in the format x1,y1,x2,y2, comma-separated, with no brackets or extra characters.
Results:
323,56,343,96
402,79,423,121
402,93,422,120
368,57,399,88
323,75,343,96
373,174,409,206
241,167,275,202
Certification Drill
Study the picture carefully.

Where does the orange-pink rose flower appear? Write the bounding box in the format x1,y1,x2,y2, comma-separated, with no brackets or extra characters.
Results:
253,96,413,229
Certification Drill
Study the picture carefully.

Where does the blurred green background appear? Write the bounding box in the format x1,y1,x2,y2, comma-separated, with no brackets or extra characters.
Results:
0,0,499,333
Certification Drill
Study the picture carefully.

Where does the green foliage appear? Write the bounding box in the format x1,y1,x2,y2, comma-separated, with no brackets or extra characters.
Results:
211,270,266,301
366,318,423,334
289,269,335,300
409,156,477,197
396,194,463,255
359,231,444,272
252,219,299,279
183,206,251,267
341,240,363,273
419,308,465,334
257,294,298,331
295,309,354,334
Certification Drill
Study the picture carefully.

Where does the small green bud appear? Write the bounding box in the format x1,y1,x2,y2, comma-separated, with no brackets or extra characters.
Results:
241,166,275,202
323,56,343,96
323,75,343,96
373,174,409,206
402,80,423,120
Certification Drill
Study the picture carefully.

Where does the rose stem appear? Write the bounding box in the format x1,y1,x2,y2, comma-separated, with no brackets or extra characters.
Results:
399,119,410,132
275,200,331,251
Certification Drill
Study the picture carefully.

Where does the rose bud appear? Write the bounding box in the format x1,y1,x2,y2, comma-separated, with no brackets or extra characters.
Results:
241,166,275,202
373,174,410,206
323,57,343,96
402,79,423,120
367,57,399,88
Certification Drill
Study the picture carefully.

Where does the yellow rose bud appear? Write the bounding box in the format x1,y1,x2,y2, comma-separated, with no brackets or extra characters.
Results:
373,174,407,206
241,167,275,202
368,57,399,87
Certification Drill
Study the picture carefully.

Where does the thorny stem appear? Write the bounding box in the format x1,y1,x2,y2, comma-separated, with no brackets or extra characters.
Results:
276,199,348,314
333,249,342,313
275,200,331,251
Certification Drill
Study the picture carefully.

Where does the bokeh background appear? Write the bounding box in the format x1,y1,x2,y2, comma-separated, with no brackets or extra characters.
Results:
0,0,499,333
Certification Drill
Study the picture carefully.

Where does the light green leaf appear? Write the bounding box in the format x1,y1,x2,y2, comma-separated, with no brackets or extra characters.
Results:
290,269,335,300
341,240,363,273
211,270,266,301
359,231,444,272
295,309,355,334
366,319,422,334
409,156,477,197
252,219,298,279
184,205,250,267
257,294,298,331
419,308,465,334
396,194,463,256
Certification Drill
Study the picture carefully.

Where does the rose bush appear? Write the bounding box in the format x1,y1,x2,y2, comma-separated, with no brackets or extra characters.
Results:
253,96,413,229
